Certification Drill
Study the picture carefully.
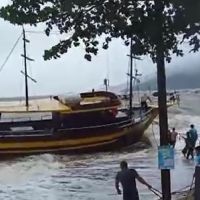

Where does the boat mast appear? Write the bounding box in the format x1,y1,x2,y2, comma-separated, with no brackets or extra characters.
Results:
21,27,36,109
134,65,142,103
22,27,29,107
128,38,142,118
104,78,109,91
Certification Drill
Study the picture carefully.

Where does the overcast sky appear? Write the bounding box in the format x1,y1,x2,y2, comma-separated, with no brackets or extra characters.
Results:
0,0,199,97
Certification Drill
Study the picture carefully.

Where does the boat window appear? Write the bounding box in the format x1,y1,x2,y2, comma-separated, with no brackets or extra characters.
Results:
10,126,34,131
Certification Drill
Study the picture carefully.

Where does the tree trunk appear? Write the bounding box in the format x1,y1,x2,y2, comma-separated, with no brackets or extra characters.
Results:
155,1,171,199
157,49,171,200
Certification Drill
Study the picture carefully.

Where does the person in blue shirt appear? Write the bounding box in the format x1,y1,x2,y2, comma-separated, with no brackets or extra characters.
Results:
115,161,152,200
186,124,198,159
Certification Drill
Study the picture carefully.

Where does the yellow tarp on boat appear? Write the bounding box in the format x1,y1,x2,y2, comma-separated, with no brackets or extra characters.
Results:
0,98,71,113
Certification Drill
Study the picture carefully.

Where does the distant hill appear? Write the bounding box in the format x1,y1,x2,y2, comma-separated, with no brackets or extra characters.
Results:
139,70,200,90
113,67,200,93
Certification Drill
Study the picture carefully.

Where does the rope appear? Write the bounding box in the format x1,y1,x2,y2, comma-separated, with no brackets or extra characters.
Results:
185,176,194,200
0,33,23,73
149,187,162,198
108,187,163,198
171,184,193,195
167,177,194,200
152,122,159,147
125,58,130,108
109,184,195,199
19,55,24,102
149,122,196,199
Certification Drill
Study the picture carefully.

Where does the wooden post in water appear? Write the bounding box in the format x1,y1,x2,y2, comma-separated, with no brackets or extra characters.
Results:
155,1,171,199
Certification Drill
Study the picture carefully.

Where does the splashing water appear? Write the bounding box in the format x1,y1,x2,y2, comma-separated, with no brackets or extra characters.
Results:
0,91,199,200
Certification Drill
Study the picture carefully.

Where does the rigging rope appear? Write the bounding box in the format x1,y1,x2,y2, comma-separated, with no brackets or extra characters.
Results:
124,58,130,108
19,55,24,103
0,33,23,73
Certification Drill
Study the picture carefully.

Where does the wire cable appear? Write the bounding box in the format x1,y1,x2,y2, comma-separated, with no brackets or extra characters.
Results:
0,33,23,73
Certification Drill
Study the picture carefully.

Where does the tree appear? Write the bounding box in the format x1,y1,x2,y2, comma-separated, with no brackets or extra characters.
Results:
1,1,200,199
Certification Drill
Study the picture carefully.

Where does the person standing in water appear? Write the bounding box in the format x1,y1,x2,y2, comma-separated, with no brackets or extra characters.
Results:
170,128,179,148
140,94,151,111
182,131,190,157
115,160,152,200
186,124,198,159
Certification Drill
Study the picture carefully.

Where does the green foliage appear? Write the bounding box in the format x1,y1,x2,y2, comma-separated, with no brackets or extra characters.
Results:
1,0,200,62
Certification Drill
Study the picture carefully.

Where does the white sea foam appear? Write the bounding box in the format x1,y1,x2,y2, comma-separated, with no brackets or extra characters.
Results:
0,91,199,199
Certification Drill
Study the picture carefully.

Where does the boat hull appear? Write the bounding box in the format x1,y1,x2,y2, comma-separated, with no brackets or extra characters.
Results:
0,108,158,157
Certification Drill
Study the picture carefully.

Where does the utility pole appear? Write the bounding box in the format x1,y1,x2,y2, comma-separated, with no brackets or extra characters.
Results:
129,38,133,118
155,1,171,199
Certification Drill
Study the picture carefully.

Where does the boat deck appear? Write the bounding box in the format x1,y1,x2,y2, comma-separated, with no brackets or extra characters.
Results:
0,98,71,113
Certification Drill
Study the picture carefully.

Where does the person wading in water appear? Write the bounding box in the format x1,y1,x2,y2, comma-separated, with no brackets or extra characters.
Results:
140,93,151,111
115,160,152,200
170,127,179,148
186,124,198,159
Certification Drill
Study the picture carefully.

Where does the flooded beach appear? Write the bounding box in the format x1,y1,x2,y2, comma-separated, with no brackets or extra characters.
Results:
0,90,199,200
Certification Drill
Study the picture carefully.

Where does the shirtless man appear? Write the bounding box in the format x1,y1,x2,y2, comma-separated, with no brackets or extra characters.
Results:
115,161,152,200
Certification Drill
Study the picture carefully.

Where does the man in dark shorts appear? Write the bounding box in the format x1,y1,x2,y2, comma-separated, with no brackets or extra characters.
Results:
115,161,152,200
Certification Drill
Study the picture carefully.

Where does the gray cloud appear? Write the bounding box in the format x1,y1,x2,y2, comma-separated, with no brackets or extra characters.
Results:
0,1,199,97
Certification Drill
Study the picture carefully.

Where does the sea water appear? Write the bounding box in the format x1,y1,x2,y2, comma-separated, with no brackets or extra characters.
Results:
0,90,199,200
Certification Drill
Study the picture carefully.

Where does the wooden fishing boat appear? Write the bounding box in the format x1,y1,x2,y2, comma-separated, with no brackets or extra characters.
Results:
0,90,122,130
0,104,158,157
0,29,160,157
